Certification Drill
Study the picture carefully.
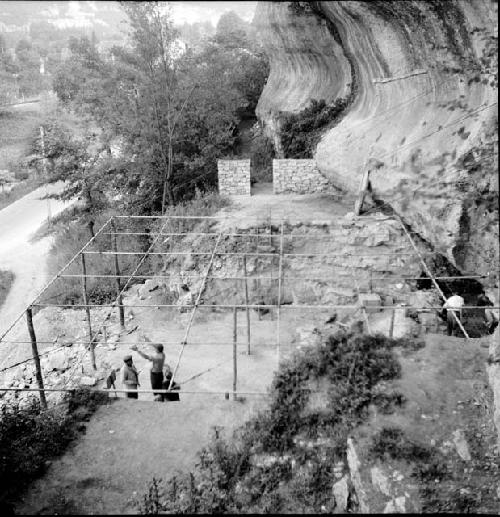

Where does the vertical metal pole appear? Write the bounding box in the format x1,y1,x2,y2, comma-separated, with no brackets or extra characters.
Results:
26,307,47,408
80,253,96,370
243,254,251,355
369,270,373,293
389,306,396,338
276,220,284,358
110,220,125,329
232,306,237,401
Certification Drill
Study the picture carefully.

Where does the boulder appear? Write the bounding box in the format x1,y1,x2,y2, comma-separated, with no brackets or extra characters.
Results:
452,429,472,461
80,376,97,387
46,350,70,372
371,466,391,497
384,496,406,513
332,476,349,512
346,438,370,513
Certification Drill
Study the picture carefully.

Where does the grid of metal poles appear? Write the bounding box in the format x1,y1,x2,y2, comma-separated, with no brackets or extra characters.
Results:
0,213,497,407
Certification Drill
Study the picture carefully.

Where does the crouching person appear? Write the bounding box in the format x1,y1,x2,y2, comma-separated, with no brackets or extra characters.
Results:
162,365,180,402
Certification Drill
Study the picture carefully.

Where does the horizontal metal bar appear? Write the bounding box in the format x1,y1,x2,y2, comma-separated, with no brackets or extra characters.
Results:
101,231,416,238
56,273,489,281
0,387,270,395
0,340,283,346
82,250,426,257
113,214,392,221
30,303,500,310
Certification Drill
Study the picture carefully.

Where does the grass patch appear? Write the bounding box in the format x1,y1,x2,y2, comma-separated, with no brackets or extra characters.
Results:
136,332,417,513
0,388,110,506
0,269,15,310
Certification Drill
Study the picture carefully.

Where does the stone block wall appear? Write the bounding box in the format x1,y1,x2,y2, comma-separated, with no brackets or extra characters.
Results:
217,159,251,196
273,159,333,194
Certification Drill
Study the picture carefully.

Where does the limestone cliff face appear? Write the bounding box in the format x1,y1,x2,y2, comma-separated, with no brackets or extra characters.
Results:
255,1,498,276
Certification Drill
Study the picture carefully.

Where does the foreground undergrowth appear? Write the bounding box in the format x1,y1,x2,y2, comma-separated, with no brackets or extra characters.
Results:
0,388,110,507
137,332,415,513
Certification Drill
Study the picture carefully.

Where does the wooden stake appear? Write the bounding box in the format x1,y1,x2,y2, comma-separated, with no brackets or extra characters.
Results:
232,306,237,401
243,255,251,355
354,169,370,216
276,220,284,357
110,220,125,328
389,306,396,338
80,253,96,370
26,307,47,408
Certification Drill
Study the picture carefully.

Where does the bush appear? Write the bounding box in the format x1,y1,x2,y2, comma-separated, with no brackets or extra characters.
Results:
137,331,411,514
0,388,109,505
280,98,349,158
370,427,432,462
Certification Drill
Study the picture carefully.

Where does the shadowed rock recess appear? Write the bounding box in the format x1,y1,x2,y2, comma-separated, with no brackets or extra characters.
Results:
254,0,498,275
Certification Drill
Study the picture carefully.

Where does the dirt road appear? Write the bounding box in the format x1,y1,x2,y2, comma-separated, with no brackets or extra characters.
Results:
0,182,71,339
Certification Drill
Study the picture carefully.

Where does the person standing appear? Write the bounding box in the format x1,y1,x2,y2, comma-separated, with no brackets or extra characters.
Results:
131,343,165,397
443,292,465,336
121,355,140,399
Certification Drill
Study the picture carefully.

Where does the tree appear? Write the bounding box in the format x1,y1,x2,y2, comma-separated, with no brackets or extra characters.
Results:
49,1,270,214
119,1,199,212
215,11,249,48
30,120,111,212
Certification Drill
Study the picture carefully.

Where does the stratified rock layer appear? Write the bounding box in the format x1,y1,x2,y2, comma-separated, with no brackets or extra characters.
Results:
255,1,498,275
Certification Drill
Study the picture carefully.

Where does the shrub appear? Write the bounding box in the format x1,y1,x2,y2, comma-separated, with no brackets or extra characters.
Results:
0,388,109,505
137,331,411,514
280,98,349,158
370,427,432,462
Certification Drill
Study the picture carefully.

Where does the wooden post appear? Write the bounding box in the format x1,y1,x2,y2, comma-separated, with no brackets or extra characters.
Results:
110,221,125,329
354,169,370,216
369,270,373,293
103,325,108,347
243,255,251,355
232,306,237,401
389,306,396,338
80,253,96,370
276,220,284,357
26,307,47,408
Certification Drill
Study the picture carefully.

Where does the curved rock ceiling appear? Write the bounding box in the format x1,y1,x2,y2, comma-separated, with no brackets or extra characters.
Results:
254,1,498,275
